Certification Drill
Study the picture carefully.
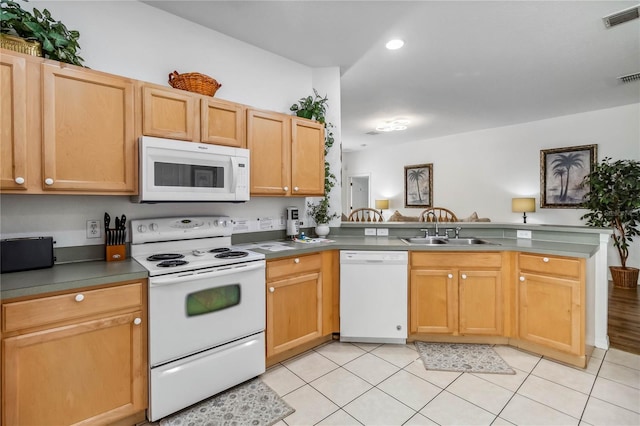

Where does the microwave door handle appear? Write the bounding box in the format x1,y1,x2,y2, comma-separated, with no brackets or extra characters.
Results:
149,261,265,286
230,156,239,193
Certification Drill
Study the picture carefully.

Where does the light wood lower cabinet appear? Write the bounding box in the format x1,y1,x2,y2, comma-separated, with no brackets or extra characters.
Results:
410,252,504,336
1,281,147,425
517,253,585,356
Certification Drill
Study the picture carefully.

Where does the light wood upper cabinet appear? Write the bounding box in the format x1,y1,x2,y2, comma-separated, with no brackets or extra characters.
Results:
248,110,325,196
1,281,147,425
247,109,291,195
201,98,245,147
410,252,503,336
0,51,40,192
517,253,584,356
42,63,137,192
141,84,246,147
266,253,323,358
142,84,197,141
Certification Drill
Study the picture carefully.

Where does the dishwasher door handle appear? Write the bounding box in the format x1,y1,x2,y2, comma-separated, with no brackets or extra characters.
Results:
365,259,384,263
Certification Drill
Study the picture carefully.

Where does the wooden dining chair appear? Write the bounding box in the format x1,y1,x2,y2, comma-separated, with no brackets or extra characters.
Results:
419,207,458,222
348,208,384,222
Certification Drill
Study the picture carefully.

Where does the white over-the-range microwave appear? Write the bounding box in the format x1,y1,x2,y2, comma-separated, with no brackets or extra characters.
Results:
132,136,250,203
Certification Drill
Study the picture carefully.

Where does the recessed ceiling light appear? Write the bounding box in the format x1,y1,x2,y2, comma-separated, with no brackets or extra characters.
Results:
385,39,404,50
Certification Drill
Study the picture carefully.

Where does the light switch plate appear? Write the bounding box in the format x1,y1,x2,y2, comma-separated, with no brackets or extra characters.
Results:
364,228,376,236
376,228,389,236
517,230,532,239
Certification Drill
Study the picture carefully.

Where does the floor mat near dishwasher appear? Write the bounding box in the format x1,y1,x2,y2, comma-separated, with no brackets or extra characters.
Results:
415,341,515,375
158,378,295,426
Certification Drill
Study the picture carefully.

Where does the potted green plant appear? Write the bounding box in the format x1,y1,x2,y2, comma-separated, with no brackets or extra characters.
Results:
581,157,640,288
289,88,328,121
307,196,339,237
1,0,85,66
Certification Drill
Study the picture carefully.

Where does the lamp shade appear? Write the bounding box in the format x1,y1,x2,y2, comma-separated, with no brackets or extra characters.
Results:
375,199,389,210
512,197,536,213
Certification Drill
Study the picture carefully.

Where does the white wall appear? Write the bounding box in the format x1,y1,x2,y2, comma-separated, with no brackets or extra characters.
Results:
343,103,640,270
0,1,341,246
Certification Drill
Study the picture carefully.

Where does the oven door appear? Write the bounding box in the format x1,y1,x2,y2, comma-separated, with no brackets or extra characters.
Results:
149,260,265,367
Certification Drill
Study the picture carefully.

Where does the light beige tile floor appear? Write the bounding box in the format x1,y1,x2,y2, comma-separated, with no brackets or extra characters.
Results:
262,341,640,426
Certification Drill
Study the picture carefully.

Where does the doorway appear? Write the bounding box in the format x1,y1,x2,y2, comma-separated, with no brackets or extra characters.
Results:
347,174,370,214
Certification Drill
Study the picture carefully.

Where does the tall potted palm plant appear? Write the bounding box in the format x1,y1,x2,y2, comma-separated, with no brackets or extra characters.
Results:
581,157,640,288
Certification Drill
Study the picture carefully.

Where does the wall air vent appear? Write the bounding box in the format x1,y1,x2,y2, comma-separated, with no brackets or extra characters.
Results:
619,72,640,83
603,5,640,28
365,131,380,135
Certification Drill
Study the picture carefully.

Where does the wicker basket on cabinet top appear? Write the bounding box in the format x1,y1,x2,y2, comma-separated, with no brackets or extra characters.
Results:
168,70,221,96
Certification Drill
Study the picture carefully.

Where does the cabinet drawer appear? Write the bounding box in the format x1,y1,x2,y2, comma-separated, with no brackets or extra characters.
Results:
2,282,143,332
411,252,502,269
518,253,582,279
267,253,322,281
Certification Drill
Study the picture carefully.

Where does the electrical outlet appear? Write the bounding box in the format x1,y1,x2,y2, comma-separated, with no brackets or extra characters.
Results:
517,230,532,239
376,228,389,236
364,228,376,236
86,220,101,239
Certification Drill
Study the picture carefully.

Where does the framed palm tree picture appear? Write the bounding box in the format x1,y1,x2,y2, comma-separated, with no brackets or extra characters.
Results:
404,163,433,208
540,144,597,208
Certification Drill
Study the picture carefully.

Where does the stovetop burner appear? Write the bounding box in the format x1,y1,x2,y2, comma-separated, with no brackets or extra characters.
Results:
215,251,249,259
209,247,231,253
157,259,189,267
147,253,185,261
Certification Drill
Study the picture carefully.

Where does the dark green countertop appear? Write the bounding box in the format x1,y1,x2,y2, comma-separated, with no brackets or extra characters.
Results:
1,234,600,302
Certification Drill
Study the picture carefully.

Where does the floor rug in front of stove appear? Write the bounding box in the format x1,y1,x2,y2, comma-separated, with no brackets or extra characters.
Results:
415,341,515,375
158,378,295,426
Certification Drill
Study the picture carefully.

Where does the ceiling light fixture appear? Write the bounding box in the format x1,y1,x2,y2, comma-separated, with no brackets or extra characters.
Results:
385,39,404,50
375,119,409,132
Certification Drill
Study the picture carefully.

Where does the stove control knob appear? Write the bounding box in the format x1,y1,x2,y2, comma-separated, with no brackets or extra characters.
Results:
221,220,228,227
138,225,147,233
150,223,158,231
213,220,219,227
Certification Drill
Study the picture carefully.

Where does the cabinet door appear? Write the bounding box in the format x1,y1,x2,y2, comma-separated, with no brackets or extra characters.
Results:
410,268,458,334
42,64,136,192
247,109,290,195
290,118,325,196
201,98,245,147
459,270,503,335
519,272,582,355
266,271,322,357
2,311,145,425
0,53,28,190
142,85,197,141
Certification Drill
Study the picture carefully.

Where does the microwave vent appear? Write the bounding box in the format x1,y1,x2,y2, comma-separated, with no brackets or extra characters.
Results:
603,5,640,28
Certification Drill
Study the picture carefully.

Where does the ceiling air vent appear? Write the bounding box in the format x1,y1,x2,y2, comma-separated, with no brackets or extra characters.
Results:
619,72,640,83
365,131,380,135
603,5,640,28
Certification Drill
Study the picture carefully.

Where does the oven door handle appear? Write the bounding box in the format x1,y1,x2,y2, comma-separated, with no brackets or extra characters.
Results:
150,261,265,286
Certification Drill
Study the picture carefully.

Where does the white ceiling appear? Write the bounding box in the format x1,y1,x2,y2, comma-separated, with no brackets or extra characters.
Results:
144,1,640,151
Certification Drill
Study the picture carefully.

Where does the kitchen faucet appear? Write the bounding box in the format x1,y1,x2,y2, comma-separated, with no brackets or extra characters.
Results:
424,211,440,236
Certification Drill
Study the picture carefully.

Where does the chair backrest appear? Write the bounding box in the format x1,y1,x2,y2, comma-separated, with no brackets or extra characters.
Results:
348,208,384,222
419,207,458,222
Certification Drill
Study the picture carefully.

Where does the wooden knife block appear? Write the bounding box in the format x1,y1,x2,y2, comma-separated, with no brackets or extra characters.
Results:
106,244,126,262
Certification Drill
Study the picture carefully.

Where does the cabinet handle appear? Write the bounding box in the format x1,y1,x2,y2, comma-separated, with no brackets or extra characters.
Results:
293,186,299,192
269,287,275,293
294,258,300,264
448,273,453,279
283,186,289,191
75,294,85,302
15,177,25,185
44,178,54,186
461,274,467,279
519,276,525,282
133,317,142,325
543,257,549,263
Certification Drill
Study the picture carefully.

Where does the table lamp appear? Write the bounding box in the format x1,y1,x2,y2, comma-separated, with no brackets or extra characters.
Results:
375,199,389,215
512,197,536,223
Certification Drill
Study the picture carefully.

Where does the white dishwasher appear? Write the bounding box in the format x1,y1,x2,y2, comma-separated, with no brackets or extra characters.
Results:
340,250,408,344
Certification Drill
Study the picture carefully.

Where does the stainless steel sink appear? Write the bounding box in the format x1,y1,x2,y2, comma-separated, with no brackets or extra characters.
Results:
401,236,497,245
445,238,493,245
401,237,448,245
